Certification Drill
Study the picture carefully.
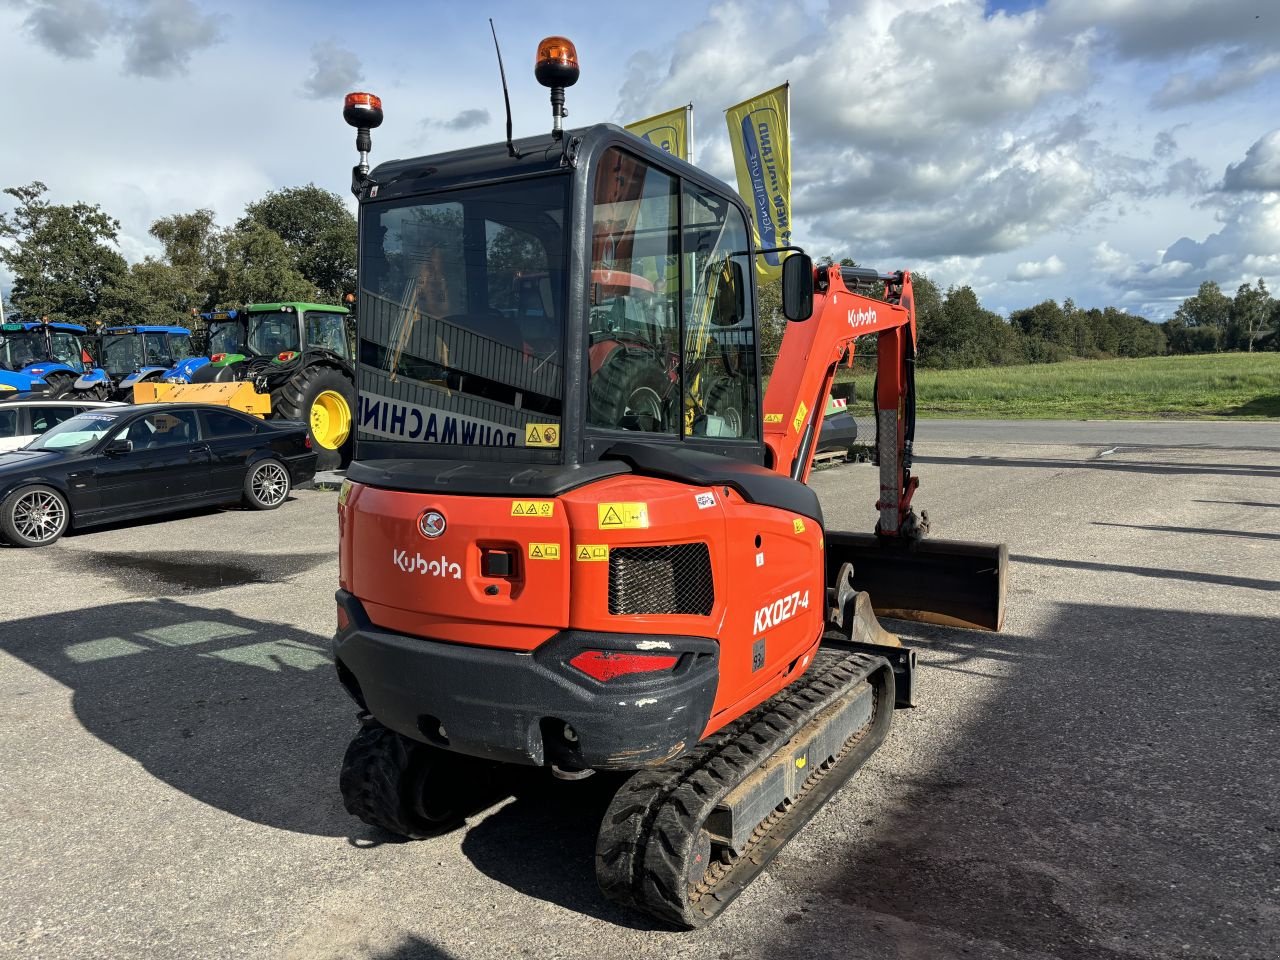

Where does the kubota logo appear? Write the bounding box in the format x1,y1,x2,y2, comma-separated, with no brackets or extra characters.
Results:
393,549,462,580
847,307,878,330
753,590,810,635
419,510,446,538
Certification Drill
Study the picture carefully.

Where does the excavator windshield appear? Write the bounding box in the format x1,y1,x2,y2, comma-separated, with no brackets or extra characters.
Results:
357,176,568,453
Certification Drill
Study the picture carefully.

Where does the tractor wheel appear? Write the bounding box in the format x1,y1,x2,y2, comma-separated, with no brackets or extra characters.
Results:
271,365,354,471
242,458,291,510
43,372,76,399
704,378,745,438
589,351,672,432
0,484,70,548
340,720,480,839
80,382,112,402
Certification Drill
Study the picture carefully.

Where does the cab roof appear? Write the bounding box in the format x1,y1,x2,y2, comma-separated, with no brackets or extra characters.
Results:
103,326,191,335
364,123,741,208
1,321,87,333
246,302,349,315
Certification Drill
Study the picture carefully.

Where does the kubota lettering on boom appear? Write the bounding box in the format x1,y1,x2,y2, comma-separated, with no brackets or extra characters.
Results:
328,33,1007,930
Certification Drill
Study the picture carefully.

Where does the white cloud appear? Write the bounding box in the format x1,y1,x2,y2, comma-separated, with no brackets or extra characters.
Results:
18,0,224,78
301,40,363,101
21,0,113,59
1152,52,1280,109
122,0,224,79
1222,129,1280,192
1009,255,1066,281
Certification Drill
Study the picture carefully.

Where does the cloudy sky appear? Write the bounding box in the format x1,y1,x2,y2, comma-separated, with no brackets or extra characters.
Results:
1,0,1278,319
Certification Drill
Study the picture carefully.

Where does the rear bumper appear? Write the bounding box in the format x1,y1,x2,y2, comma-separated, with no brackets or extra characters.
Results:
286,452,317,487
333,590,719,771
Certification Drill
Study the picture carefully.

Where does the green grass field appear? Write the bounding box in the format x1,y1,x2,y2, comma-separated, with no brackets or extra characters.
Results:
834,353,1280,419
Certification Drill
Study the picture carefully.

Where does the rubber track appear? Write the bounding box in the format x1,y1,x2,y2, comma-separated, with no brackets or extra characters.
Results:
595,649,892,928
339,721,437,840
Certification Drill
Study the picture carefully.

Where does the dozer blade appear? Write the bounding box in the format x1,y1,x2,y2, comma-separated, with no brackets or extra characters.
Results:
132,380,272,416
825,531,1007,631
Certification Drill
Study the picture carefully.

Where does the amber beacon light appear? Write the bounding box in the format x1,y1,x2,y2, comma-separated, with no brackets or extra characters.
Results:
535,36,579,138
343,91,384,194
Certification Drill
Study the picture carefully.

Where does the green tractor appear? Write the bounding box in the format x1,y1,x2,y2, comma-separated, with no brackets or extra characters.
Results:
137,302,356,469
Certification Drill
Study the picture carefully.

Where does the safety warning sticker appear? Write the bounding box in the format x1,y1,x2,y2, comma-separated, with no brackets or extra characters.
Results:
575,544,609,562
527,543,561,560
793,518,805,534
511,500,555,518
792,401,808,434
763,413,784,424
695,491,716,509
598,502,649,529
524,423,560,448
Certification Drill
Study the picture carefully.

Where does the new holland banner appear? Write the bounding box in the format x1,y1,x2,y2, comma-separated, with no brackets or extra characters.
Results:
725,83,792,281
625,104,693,162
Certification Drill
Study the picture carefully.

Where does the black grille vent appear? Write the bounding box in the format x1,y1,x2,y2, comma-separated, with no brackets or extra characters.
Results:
608,543,714,616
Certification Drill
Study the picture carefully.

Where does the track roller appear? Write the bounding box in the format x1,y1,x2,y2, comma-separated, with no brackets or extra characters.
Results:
595,649,894,928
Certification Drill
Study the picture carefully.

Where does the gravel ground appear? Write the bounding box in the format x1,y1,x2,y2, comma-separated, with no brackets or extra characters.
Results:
1,422,1277,960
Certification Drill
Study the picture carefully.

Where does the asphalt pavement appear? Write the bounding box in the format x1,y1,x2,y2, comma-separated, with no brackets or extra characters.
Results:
1,421,1276,960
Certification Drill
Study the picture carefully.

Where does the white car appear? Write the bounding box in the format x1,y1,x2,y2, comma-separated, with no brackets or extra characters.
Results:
0,399,125,453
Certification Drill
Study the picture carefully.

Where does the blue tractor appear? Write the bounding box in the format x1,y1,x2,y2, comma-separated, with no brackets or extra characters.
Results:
81,324,198,400
0,321,100,399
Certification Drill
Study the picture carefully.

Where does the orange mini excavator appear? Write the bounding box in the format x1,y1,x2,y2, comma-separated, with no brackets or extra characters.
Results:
332,38,1006,928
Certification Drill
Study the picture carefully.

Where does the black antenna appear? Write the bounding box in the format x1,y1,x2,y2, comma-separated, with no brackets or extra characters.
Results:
490,19,520,159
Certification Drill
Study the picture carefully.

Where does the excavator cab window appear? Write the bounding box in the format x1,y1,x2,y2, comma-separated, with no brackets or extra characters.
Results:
586,146,759,445
587,147,680,435
682,183,757,441
356,176,568,456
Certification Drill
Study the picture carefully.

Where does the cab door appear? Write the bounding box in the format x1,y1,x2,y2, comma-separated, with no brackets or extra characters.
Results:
95,410,208,511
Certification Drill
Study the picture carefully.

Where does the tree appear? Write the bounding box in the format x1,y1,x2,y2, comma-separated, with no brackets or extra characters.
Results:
217,222,313,307
238,185,356,302
1229,279,1272,352
0,181,127,323
1171,281,1231,352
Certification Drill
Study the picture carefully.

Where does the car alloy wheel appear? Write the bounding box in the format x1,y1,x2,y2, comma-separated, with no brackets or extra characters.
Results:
251,462,290,506
13,489,67,544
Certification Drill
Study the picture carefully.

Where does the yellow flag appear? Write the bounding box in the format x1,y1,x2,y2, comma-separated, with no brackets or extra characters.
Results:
625,105,692,162
725,83,792,281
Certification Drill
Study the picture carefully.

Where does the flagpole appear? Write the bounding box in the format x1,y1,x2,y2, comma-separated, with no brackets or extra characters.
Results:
686,102,694,165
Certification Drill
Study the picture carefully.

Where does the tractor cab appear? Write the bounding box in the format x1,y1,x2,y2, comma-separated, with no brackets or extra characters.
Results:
0,321,96,397
349,111,760,468
98,325,194,376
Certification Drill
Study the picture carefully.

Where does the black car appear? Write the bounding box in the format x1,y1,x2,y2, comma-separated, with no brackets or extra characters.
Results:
0,403,317,547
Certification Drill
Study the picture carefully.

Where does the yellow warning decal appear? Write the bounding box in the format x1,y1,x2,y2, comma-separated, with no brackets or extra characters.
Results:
528,542,561,560
511,500,555,518
575,544,609,562
524,422,561,448
598,502,649,529
792,401,808,434
795,755,807,769
764,413,784,424
793,518,805,534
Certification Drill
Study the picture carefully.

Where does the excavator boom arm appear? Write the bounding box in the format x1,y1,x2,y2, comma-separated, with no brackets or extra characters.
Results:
763,264,919,537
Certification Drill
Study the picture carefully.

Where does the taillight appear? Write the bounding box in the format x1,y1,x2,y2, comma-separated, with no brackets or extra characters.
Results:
277,351,298,362
211,353,226,362
304,434,313,450
569,650,678,682
337,604,350,632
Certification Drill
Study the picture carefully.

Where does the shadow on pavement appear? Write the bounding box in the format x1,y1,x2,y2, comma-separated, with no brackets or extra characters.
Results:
755,603,1279,960
2,598,356,836
915,453,1280,479
1013,553,1279,592
457,769,657,929
1091,521,1280,542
